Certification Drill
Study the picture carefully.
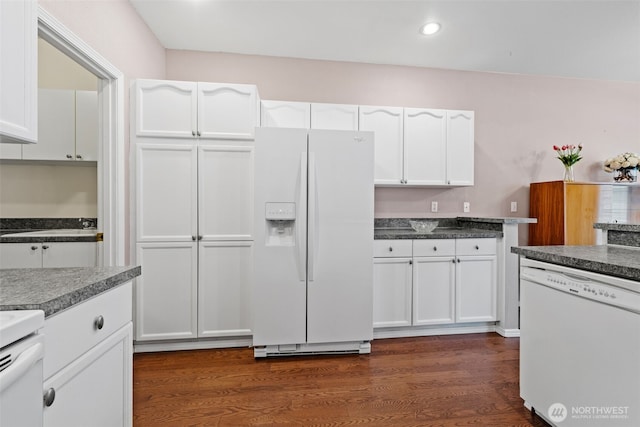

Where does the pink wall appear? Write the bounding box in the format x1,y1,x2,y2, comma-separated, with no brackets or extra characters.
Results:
167,50,640,238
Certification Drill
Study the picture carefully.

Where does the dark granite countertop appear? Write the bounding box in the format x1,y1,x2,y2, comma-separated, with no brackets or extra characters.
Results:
457,216,537,224
594,223,640,232
0,266,141,317
375,227,502,240
511,245,640,282
0,229,98,243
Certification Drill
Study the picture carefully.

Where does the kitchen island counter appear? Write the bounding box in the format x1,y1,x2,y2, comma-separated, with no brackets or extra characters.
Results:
512,245,640,283
0,266,141,316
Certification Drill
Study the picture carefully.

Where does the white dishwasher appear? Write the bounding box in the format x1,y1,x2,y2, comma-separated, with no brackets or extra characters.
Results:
520,258,640,427
0,310,45,427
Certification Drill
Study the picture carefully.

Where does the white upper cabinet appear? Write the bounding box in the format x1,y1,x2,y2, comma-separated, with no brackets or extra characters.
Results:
403,108,447,185
311,103,358,130
22,89,98,161
0,0,37,144
260,100,310,128
446,110,475,186
359,106,404,185
74,91,99,161
135,79,258,140
23,89,75,160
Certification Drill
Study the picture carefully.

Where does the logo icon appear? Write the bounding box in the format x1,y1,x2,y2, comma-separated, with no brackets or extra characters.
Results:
548,403,568,423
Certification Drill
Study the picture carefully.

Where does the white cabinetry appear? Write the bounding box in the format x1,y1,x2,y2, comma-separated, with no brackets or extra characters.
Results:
43,283,132,427
21,89,98,161
403,108,447,185
373,237,497,336
132,80,257,347
311,103,359,130
135,79,258,140
0,242,97,269
372,240,413,328
359,106,404,185
260,100,310,128
0,0,37,144
446,110,475,186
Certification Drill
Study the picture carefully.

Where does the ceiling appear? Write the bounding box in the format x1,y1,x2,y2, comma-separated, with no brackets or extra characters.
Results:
129,0,640,82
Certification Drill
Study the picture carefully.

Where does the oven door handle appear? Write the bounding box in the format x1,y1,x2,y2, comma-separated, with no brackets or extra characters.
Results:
0,342,43,393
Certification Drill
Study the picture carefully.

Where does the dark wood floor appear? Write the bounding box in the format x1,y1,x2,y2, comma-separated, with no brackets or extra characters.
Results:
133,333,550,426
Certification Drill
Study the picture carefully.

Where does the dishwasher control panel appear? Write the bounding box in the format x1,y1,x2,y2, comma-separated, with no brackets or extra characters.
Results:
521,259,640,314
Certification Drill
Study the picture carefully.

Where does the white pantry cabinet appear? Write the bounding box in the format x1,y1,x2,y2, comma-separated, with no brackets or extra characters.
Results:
310,103,359,130
359,106,404,185
0,0,37,144
43,283,132,427
133,140,254,342
135,79,258,140
0,242,97,269
21,89,98,161
260,100,310,128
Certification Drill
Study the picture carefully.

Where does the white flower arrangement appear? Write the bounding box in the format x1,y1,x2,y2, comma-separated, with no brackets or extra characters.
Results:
603,152,640,172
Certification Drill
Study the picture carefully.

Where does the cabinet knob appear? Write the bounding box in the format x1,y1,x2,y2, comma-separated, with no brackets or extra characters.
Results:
197,131,202,137
452,259,456,264
44,388,56,407
94,315,105,330
475,245,480,250
31,245,38,251
198,235,203,240
388,247,393,252
66,154,73,159
192,236,196,241
76,154,83,160
409,260,413,265
192,131,196,137
433,246,437,251
42,245,49,250
457,258,461,263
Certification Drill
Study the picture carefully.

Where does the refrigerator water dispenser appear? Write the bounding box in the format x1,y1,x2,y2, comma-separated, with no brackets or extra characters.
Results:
265,202,296,246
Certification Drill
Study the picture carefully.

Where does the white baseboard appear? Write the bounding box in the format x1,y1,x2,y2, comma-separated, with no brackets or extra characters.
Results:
495,326,521,338
373,323,496,339
134,337,252,353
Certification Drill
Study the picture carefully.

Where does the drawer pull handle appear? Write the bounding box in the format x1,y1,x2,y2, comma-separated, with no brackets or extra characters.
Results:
42,245,49,250
388,247,393,252
475,245,480,250
44,388,56,407
94,315,105,330
31,246,38,251
433,246,437,251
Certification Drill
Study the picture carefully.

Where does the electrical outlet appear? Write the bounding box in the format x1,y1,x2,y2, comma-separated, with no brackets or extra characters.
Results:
510,201,518,213
463,202,470,213
431,201,438,213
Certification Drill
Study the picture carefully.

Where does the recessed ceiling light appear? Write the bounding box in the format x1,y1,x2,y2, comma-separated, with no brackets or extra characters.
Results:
420,22,441,36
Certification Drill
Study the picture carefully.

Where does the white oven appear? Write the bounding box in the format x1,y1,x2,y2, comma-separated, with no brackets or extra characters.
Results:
520,258,640,426
0,310,45,427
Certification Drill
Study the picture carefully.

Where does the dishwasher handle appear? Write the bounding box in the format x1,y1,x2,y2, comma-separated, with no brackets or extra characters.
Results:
0,342,43,393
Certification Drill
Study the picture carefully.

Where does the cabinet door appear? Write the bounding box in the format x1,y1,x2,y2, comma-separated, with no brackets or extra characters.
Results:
75,91,98,161
135,243,198,341
0,0,37,143
198,82,258,140
373,258,412,328
455,255,497,322
0,243,41,268
134,79,197,138
23,89,75,161
311,103,358,130
0,143,22,159
404,108,447,185
260,100,310,129
413,256,456,325
198,145,253,240
42,243,97,268
43,323,132,427
446,110,474,186
198,241,253,337
136,144,197,241
359,106,404,185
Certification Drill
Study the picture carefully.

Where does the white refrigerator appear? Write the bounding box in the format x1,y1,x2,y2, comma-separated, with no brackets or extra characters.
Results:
253,128,374,357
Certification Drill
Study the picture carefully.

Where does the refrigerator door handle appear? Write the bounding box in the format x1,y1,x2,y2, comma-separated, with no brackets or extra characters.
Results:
295,153,307,282
308,153,317,282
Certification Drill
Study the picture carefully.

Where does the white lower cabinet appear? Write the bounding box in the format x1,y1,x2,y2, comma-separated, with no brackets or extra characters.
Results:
373,238,497,333
43,282,132,427
0,242,97,269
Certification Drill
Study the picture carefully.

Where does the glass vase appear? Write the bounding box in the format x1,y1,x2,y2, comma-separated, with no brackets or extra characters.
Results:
563,164,575,182
613,167,638,183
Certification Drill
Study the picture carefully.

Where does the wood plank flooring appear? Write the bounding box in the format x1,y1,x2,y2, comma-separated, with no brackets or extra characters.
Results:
133,333,550,426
